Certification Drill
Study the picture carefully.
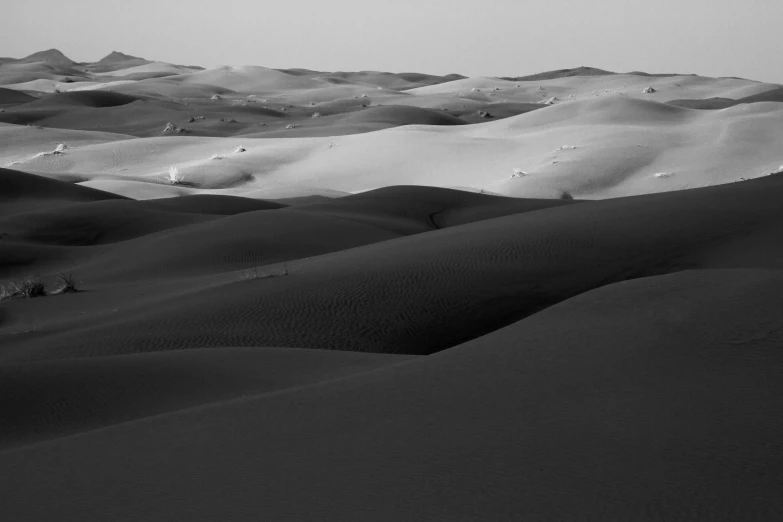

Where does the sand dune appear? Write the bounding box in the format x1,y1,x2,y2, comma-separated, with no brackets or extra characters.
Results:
1,269,781,520
0,347,413,449
0,124,133,168
3,175,783,361
240,105,468,138
21,90,141,108
167,65,328,92
294,185,578,233
0,78,91,93
0,167,126,216
0,88,36,105
6,94,782,199
0,61,86,86
2,50,783,519
99,61,199,78
314,70,465,90
669,86,783,110
408,72,780,102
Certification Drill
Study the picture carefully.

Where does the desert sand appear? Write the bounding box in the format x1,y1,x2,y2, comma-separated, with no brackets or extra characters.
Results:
2,49,783,520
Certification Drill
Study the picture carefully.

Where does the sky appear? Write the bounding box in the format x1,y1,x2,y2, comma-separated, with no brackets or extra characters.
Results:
4,0,783,83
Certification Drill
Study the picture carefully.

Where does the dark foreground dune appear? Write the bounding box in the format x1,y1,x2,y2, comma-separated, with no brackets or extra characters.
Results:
1,269,782,520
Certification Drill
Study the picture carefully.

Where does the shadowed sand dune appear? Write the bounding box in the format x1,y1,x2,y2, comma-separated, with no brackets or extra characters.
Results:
668,86,783,110
2,175,783,361
0,88,36,105
240,104,468,138
19,90,142,108
0,200,221,245
0,167,126,216
0,347,414,449
294,185,579,233
1,269,781,520
137,194,287,214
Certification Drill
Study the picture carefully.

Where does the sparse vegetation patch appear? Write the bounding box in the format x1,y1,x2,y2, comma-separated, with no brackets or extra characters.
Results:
238,265,291,281
166,166,186,185
0,276,46,301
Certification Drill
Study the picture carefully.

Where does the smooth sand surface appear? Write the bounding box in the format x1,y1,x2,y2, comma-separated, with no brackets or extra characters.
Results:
2,50,783,520
1,269,782,520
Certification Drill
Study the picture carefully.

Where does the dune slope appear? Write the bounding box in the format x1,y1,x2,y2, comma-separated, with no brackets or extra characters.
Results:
1,269,781,520
3,175,783,361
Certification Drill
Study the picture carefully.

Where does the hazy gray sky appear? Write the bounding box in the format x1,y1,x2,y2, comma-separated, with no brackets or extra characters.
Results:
4,0,782,82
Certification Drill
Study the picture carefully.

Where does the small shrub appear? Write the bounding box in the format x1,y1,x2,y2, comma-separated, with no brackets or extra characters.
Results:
51,272,78,295
237,264,290,281
166,166,185,185
211,154,225,160
32,143,68,159
238,268,259,281
0,276,46,301
0,285,13,301
234,146,246,153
